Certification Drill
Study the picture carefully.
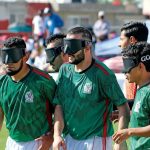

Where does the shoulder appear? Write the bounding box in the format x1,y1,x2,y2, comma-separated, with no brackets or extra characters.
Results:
53,13,62,19
0,74,7,80
0,74,8,85
142,84,150,96
31,66,51,80
60,63,72,71
57,63,73,79
31,67,56,87
93,59,114,76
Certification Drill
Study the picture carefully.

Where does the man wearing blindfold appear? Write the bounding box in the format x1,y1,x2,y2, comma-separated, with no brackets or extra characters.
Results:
0,37,56,150
110,21,149,123
45,34,68,72
113,42,150,149
105,21,148,101
52,26,130,150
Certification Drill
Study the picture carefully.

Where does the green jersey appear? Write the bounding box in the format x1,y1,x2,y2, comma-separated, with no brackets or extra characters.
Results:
130,83,150,150
53,59,127,140
0,66,56,142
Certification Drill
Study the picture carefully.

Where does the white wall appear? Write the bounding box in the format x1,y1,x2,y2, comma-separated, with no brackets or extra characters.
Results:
0,6,9,20
0,2,27,24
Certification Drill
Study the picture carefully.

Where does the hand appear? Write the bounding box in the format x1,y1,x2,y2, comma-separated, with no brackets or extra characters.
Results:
35,133,53,150
53,135,67,150
110,110,119,123
113,142,128,150
113,129,131,144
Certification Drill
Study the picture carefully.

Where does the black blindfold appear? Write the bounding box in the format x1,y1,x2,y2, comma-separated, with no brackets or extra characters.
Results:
1,48,25,64
122,57,139,73
63,38,91,55
45,46,62,64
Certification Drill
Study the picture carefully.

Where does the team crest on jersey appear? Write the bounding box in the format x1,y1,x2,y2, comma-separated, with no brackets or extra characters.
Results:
83,83,92,94
134,101,141,113
25,90,34,103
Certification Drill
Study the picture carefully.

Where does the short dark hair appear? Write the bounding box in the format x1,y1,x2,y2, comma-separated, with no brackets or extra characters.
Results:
122,42,150,72
46,33,66,48
3,36,26,55
3,36,26,49
67,26,92,42
121,21,148,42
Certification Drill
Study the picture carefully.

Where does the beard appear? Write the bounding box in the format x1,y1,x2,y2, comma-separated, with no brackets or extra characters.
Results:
70,50,85,65
6,60,23,76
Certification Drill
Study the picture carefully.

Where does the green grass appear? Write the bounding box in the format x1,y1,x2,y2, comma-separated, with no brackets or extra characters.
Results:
0,122,8,150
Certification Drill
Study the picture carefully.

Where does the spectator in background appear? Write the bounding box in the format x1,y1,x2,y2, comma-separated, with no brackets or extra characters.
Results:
30,40,47,70
22,35,35,65
32,9,45,42
44,7,64,37
45,33,68,72
93,10,110,42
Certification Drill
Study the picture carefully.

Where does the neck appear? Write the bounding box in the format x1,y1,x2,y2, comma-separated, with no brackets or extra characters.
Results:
138,72,150,87
11,64,30,82
75,55,92,72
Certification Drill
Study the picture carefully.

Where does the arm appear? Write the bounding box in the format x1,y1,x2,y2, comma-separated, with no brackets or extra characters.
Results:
117,102,130,130
0,107,4,130
53,105,66,150
113,125,150,145
127,126,150,137
36,76,56,150
113,102,130,150
54,105,64,137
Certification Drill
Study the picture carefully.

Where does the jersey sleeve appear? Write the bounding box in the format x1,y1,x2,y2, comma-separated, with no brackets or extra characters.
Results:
100,73,127,106
43,75,56,104
52,65,64,106
144,91,150,113
0,77,3,107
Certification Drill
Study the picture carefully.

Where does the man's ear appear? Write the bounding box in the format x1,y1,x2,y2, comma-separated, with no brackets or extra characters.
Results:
84,45,91,52
23,52,30,62
129,36,137,44
139,62,145,71
61,52,68,63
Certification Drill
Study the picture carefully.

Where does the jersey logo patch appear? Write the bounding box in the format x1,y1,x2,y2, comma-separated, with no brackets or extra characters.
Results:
134,101,141,113
25,90,34,103
83,83,92,94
